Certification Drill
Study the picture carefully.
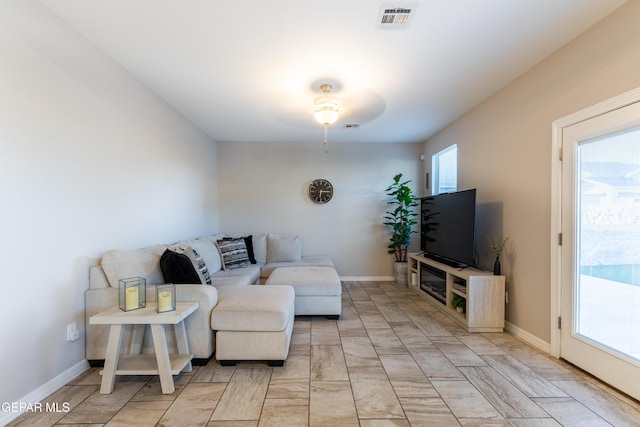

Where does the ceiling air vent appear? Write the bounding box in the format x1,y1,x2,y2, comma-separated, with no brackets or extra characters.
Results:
377,3,418,30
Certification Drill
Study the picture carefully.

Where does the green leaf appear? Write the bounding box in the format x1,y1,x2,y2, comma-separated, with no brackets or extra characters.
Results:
383,173,419,261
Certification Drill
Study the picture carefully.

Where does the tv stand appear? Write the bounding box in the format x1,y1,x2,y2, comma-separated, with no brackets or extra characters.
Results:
421,252,469,270
408,253,505,332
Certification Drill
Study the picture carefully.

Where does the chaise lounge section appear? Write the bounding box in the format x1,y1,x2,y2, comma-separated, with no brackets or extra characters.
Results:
211,285,295,366
266,266,342,318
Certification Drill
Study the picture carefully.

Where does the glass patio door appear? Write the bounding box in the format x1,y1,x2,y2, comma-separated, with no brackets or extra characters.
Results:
560,101,640,400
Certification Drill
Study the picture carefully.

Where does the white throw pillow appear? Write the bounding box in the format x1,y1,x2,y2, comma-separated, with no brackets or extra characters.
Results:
191,238,223,274
266,234,302,263
179,246,212,285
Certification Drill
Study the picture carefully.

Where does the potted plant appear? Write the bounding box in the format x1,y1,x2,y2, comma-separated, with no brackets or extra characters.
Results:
489,236,509,275
452,294,465,313
384,173,419,285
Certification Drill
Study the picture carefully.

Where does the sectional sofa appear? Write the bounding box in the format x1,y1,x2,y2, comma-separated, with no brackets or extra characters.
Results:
85,233,334,366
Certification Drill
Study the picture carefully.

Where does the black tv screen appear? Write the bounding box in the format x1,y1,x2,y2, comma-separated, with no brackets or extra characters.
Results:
420,189,477,268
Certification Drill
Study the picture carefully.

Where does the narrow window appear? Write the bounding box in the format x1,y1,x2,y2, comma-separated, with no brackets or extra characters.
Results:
432,144,457,194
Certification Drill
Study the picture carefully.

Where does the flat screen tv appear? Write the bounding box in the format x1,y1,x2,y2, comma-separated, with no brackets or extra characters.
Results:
420,189,477,268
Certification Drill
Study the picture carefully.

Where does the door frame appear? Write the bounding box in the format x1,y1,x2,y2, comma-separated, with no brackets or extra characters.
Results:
550,86,640,358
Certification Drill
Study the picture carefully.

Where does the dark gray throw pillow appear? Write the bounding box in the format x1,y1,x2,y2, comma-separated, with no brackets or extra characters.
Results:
244,235,257,264
160,249,202,284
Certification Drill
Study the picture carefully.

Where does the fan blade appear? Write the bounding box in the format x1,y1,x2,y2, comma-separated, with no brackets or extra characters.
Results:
340,90,386,124
268,91,316,129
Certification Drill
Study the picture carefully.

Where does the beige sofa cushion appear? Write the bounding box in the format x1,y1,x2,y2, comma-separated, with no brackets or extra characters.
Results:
253,234,267,263
266,234,302,263
213,264,261,285
260,255,334,278
266,266,341,296
101,244,167,288
211,285,294,332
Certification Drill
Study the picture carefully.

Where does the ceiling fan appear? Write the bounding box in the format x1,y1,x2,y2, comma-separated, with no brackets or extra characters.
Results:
268,80,386,150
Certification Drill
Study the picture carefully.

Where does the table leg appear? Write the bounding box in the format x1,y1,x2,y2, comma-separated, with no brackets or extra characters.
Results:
174,320,192,373
130,324,145,354
100,324,123,394
150,324,174,394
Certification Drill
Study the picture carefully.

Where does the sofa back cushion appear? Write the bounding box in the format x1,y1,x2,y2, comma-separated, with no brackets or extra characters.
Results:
101,244,167,288
252,234,267,264
266,234,302,263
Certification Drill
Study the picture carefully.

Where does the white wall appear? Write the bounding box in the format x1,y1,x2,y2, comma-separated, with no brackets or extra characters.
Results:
0,1,218,406
423,0,640,343
217,141,423,277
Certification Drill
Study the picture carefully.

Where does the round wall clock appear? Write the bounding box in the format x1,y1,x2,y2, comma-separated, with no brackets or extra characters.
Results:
308,179,333,204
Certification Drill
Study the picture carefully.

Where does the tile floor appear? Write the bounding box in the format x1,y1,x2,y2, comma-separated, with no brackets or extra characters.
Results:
8,280,640,426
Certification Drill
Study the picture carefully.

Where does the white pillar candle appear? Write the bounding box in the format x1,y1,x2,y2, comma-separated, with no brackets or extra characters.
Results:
125,287,139,310
158,291,172,312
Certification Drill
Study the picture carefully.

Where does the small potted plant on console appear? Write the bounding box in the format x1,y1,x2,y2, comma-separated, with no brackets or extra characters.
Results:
452,294,466,314
489,236,509,275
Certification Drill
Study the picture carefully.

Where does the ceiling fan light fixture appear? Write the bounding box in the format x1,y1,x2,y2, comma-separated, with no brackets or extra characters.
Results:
313,84,342,125
314,108,340,125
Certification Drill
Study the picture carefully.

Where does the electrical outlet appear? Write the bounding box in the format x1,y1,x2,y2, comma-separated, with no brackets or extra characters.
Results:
67,322,78,342
505,291,509,304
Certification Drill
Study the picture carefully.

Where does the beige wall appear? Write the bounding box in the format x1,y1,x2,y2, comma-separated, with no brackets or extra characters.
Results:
217,141,423,277
423,0,640,343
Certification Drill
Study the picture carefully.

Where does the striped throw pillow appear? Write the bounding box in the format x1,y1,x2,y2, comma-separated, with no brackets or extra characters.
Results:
216,238,251,270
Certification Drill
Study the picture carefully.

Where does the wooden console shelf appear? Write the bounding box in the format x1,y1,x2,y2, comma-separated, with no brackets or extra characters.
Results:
408,253,505,332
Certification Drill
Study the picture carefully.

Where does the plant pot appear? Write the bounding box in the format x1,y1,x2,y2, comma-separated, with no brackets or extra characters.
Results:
493,257,501,275
455,306,464,313
393,261,408,286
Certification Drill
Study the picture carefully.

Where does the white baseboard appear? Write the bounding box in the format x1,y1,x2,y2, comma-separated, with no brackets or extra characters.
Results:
504,321,551,354
340,276,395,282
0,359,89,426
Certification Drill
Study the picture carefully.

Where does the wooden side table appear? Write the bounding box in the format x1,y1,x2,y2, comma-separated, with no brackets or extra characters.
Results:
89,302,199,394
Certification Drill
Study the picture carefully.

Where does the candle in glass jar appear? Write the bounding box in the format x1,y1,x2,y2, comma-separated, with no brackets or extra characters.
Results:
158,291,172,312
125,287,139,310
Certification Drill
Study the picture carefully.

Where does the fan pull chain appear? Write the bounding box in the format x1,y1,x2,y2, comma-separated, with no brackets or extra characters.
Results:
323,124,329,154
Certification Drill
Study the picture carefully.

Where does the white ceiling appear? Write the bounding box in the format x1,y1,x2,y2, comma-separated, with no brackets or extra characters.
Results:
40,0,626,144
